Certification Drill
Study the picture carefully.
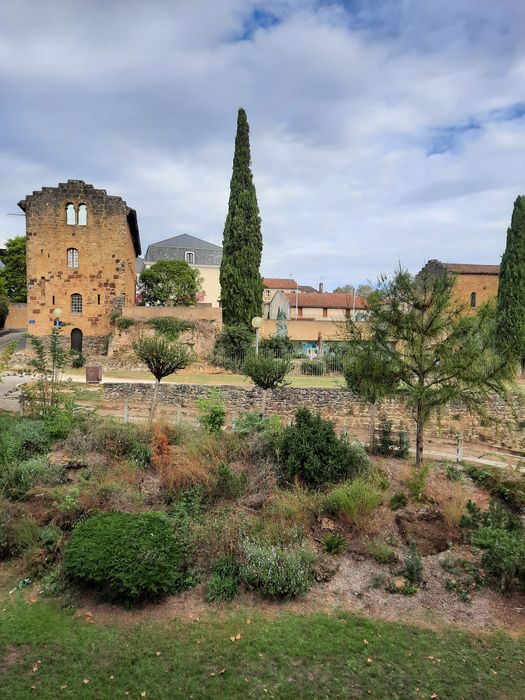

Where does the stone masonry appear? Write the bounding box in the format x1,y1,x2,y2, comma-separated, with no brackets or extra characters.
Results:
18,180,141,353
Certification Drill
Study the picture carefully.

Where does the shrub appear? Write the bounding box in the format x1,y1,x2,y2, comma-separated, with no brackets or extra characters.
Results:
64,417,150,461
464,465,525,513
276,408,370,487
213,324,253,370
149,317,193,340
198,389,226,433
323,532,346,555
0,456,65,500
63,512,185,602
243,353,290,390
389,491,408,511
323,478,383,527
471,526,525,594
259,335,294,357
397,429,410,458
406,463,431,502
367,539,397,564
0,500,40,559
445,463,464,482
403,540,423,584
205,555,240,602
264,486,320,531
0,419,51,466
214,462,247,500
232,411,281,436
241,540,315,598
116,317,135,330
70,350,86,368
300,359,325,376
376,417,395,456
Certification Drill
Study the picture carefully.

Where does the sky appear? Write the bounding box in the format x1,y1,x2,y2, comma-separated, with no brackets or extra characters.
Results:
0,0,524,290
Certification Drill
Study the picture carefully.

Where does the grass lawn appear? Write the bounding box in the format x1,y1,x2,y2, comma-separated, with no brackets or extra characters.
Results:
67,368,344,389
1,597,523,699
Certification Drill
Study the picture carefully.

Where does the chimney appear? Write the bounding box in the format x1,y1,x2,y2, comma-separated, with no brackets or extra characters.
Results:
318,281,324,293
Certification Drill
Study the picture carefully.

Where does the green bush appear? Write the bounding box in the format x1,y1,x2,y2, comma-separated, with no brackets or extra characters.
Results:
149,317,193,340
214,462,247,500
241,540,315,598
471,526,525,594
205,555,240,602
389,491,408,511
367,539,397,564
300,359,325,376
243,353,290,390
276,408,370,488
0,419,51,466
198,389,226,434
232,411,281,436
0,456,65,500
63,512,185,602
445,463,464,482
213,324,253,371
70,350,86,368
464,465,525,513
64,417,150,460
403,540,423,584
322,532,346,555
259,335,294,357
406,463,431,502
323,478,383,527
0,501,40,559
116,317,135,330
397,430,410,458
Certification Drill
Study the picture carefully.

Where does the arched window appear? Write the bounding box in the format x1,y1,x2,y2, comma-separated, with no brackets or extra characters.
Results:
71,293,83,315
470,292,477,309
66,203,76,225
67,248,79,269
185,251,195,264
78,204,87,226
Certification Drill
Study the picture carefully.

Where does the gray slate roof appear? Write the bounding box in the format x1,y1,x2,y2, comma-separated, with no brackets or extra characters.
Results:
145,234,222,266
136,257,144,274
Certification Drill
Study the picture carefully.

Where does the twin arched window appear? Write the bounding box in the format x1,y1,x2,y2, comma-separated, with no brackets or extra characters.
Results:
71,293,83,314
185,251,195,264
67,248,79,269
66,203,87,226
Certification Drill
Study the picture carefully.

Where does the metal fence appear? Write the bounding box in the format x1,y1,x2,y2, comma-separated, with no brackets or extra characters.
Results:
213,349,348,375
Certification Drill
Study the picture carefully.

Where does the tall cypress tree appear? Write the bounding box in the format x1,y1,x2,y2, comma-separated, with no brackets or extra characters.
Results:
220,108,263,328
496,195,525,361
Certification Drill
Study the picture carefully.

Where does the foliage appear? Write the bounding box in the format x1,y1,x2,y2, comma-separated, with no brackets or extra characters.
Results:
116,317,135,330
243,353,290,389
367,539,397,564
406,463,431,502
333,283,374,296
343,269,514,469
0,235,26,301
214,323,254,364
389,491,408,511
276,408,370,487
214,461,247,500
446,463,464,482
149,316,194,340
70,350,86,368
232,411,281,435
139,259,202,306
403,540,423,584
300,358,325,375
463,465,525,513
0,455,65,500
259,334,294,356
0,339,17,378
219,108,264,328
397,429,410,458
64,416,151,462
198,388,226,433
26,327,68,415
0,501,40,559
63,512,185,602
441,556,485,603
323,478,383,527
0,298,8,330
322,532,347,555
495,195,525,360
0,418,51,466
205,555,240,602
241,540,315,598
471,526,525,594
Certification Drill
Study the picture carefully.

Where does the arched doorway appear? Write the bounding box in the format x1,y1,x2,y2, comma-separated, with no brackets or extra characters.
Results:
71,328,83,352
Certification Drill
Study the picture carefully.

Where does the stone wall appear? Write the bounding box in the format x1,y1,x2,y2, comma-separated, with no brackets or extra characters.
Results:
4,303,28,330
103,382,525,450
121,305,222,325
108,318,218,359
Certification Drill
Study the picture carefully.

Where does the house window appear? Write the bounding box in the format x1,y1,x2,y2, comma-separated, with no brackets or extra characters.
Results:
185,251,195,264
52,295,55,305
97,294,101,305
78,204,87,226
66,203,76,225
470,292,477,309
71,293,83,315
67,248,79,269
323,307,328,318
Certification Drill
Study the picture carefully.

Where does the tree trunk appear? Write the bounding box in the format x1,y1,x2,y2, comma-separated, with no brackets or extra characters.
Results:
415,401,424,470
370,401,377,453
150,380,160,421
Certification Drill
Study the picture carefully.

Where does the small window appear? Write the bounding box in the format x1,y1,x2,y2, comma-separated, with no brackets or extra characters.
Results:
185,251,195,264
52,295,55,305
97,294,101,305
78,204,87,226
470,292,477,309
71,293,82,314
67,248,79,269
66,203,76,225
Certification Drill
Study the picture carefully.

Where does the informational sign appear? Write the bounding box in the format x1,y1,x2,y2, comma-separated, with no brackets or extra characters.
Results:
29,320,36,325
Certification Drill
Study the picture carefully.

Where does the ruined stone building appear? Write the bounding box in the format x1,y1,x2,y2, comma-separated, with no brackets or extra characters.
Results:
18,180,141,353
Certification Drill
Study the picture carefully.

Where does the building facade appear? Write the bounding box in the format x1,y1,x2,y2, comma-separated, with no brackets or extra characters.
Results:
418,259,500,310
19,180,141,353
143,234,222,307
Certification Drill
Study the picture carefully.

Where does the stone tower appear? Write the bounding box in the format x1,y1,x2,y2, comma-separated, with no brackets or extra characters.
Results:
18,180,141,353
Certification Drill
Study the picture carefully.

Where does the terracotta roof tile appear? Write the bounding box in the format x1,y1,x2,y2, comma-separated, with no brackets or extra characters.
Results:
263,278,298,289
443,263,500,275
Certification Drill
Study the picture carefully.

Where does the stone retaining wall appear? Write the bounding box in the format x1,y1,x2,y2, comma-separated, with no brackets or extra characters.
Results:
103,382,525,450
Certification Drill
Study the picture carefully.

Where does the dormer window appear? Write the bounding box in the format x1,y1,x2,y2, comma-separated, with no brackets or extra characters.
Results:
470,292,477,309
185,251,195,264
78,204,87,225
66,203,76,225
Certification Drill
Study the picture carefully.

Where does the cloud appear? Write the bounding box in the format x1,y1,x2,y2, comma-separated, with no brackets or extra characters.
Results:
0,0,524,288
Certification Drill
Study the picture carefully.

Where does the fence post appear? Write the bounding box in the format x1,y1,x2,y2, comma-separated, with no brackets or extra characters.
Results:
456,434,463,463
123,398,129,424
19,396,24,417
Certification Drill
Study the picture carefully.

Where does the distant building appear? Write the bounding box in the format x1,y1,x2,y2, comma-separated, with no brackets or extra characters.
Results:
284,292,367,321
418,259,500,310
143,234,222,307
263,278,298,304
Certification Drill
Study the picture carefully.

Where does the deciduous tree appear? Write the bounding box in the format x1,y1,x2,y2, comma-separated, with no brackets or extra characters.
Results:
0,236,26,302
139,260,201,306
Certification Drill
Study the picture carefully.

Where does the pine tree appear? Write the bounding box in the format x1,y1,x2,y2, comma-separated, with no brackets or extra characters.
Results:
496,195,525,361
220,108,263,328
